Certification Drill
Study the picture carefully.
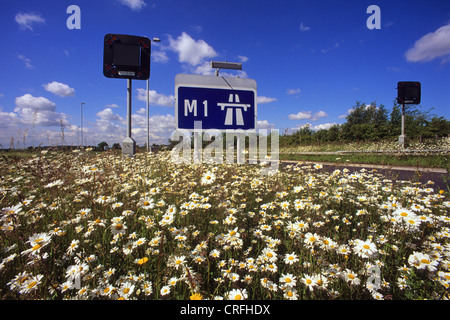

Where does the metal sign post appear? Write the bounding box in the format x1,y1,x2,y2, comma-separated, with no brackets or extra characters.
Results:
103,33,152,158
122,79,136,157
397,81,421,149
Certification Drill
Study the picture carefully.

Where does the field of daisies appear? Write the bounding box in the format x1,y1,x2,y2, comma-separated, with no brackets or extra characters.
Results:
1,150,449,300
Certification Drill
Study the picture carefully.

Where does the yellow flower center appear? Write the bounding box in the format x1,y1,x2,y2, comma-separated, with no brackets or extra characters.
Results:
234,294,242,300
363,245,370,250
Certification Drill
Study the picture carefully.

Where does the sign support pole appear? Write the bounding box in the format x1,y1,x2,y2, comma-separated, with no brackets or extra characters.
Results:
236,135,242,163
127,79,132,138
122,78,136,157
146,79,150,153
193,121,201,164
399,103,407,149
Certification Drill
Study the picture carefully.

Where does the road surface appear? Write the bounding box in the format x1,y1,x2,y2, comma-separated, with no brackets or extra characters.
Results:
279,160,449,192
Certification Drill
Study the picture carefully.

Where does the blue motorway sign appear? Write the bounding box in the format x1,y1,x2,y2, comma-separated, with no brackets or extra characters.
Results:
175,74,257,130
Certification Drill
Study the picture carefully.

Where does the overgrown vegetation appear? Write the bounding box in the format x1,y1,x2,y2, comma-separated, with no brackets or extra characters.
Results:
1,150,450,300
280,101,450,146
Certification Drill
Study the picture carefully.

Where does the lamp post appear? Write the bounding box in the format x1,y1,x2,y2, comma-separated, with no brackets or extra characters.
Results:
147,37,161,153
80,102,84,149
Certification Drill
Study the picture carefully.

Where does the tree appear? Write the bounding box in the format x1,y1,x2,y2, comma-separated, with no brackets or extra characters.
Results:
342,101,389,141
97,141,108,151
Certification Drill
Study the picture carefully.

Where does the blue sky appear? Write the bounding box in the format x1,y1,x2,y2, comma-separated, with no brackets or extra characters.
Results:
1,0,449,148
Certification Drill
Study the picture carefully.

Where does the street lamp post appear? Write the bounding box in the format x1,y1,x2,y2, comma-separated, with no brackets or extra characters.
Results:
80,102,84,149
147,37,160,153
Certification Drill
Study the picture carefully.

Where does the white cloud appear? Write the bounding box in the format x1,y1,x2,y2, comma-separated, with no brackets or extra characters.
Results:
96,108,123,121
312,110,328,121
18,55,34,69
289,111,312,120
14,94,68,127
15,94,55,112
299,22,310,32
238,55,249,63
0,107,20,128
105,104,120,108
194,61,215,76
136,88,175,107
257,120,275,129
405,22,450,63
43,81,75,97
339,108,353,119
287,88,301,95
152,50,169,63
15,12,45,31
257,96,277,104
117,0,147,11
168,32,217,66
288,110,328,121
312,122,337,131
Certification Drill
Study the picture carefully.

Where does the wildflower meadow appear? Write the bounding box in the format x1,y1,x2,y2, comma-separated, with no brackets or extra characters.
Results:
1,150,449,300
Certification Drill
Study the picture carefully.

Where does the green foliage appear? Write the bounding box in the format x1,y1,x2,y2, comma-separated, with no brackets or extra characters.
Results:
280,101,450,147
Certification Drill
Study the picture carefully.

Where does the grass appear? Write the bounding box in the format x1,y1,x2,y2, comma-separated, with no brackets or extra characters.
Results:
279,152,449,169
1,149,450,300
279,137,450,169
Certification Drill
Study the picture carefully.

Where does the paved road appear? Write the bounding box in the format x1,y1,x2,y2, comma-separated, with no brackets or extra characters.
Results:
279,160,450,191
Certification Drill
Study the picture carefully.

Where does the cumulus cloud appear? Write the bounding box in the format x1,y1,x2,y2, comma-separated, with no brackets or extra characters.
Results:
288,110,328,121
43,81,75,97
312,122,337,131
257,120,275,129
96,108,123,121
152,50,169,63
405,22,450,63
117,0,147,11
168,32,217,66
15,12,45,31
257,96,277,104
289,111,311,120
14,94,67,127
136,88,175,107
0,107,20,128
